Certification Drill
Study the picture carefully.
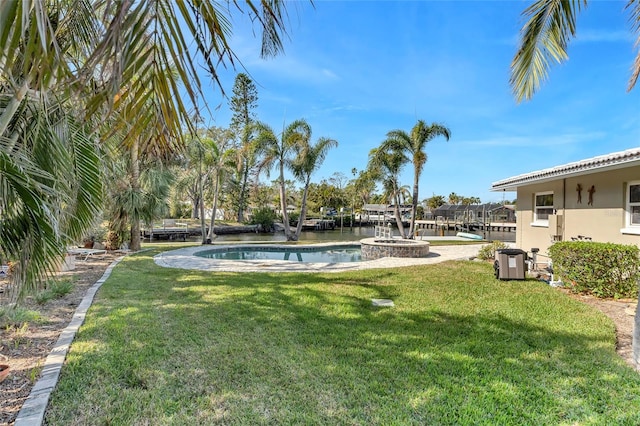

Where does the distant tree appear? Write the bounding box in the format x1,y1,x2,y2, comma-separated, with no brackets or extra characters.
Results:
229,73,259,222
426,195,446,209
461,197,481,205
307,181,346,213
448,192,462,205
329,172,349,191
352,169,378,207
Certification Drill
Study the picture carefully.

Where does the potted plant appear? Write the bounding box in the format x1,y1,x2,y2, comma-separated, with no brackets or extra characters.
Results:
82,235,95,249
0,364,9,383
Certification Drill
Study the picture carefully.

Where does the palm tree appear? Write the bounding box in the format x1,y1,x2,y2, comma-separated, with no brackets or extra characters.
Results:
511,0,640,101
203,127,235,242
448,192,462,205
105,155,174,252
254,120,310,241
426,194,446,209
0,1,292,304
290,128,338,241
367,147,408,238
379,120,451,239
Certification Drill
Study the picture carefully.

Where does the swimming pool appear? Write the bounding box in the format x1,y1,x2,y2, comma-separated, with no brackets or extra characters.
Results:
196,244,362,263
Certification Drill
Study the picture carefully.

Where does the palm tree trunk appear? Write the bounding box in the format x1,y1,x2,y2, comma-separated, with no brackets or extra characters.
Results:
237,159,249,222
129,138,141,251
198,149,207,244
279,163,293,240
409,173,419,238
293,179,311,241
393,192,406,238
208,173,220,241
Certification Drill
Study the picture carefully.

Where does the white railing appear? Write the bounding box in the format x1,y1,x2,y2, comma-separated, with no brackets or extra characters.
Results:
374,225,392,239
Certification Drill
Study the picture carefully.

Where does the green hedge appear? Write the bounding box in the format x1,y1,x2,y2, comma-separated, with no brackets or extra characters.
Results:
548,241,640,298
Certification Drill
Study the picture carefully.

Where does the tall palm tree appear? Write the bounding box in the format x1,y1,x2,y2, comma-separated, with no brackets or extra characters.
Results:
203,127,235,242
367,147,408,237
254,120,310,241
379,120,451,239
290,127,338,241
511,0,640,101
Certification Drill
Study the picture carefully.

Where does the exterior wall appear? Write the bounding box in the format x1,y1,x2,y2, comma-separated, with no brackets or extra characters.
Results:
515,165,640,257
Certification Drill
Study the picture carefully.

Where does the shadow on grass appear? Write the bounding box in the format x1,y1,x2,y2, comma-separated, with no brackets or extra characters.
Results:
47,250,640,425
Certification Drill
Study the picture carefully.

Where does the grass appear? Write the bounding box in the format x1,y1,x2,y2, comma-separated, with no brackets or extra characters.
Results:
46,247,640,425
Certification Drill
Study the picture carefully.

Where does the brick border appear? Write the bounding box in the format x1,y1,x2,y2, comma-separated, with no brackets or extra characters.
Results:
14,256,124,426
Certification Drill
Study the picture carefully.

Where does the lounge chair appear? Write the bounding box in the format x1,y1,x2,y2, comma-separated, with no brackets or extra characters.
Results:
67,248,107,261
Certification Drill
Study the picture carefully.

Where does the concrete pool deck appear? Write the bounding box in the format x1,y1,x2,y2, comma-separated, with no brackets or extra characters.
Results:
153,241,488,273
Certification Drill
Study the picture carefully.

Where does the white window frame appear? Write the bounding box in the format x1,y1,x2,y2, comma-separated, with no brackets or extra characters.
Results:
532,191,554,227
621,181,640,235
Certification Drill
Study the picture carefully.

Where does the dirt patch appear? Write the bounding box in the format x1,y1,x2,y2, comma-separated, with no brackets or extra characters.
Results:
560,289,636,368
0,258,637,424
0,253,121,425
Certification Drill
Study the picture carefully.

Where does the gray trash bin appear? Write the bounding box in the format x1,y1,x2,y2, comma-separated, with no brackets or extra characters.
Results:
493,249,527,280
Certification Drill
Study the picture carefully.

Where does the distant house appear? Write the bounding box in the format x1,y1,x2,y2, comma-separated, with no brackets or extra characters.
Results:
491,147,640,256
361,204,412,222
428,203,515,223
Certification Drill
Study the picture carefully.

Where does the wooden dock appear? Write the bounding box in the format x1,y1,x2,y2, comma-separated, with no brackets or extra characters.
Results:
142,226,190,241
141,223,261,240
301,219,336,230
414,219,516,232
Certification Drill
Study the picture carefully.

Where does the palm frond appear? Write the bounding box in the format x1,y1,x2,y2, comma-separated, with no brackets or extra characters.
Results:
627,0,640,90
511,0,586,101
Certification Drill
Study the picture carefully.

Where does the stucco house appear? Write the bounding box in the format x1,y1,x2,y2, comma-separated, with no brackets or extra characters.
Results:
491,147,640,258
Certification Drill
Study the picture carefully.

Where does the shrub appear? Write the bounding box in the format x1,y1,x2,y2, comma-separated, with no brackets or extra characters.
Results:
288,211,300,226
548,241,640,298
477,240,510,261
250,207,277,232
35,290,54,305
0,306,42,328
51,279,74,298
34,279,74,305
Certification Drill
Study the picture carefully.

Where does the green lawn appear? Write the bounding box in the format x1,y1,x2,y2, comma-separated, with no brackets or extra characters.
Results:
46,247,640,425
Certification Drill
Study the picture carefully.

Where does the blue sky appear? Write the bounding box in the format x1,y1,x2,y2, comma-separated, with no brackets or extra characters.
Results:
204,1,639,204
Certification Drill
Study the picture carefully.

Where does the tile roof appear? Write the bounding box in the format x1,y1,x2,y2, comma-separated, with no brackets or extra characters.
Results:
491,147,640,191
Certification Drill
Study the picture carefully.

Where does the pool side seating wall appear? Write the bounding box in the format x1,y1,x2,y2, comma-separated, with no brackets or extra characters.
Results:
360,238,430,260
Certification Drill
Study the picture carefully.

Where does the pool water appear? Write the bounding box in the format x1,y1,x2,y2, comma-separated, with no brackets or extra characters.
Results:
196,245,362,263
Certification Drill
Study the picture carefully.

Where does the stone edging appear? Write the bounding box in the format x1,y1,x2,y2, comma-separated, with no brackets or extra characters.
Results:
14,256,125,426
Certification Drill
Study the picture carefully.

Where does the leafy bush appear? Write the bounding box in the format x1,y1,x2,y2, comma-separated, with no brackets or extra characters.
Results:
477,241,510,261
288,211,300,226
548,241,640,298
250,207,277,232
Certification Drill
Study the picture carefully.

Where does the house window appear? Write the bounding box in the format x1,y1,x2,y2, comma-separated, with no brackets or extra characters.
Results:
533,192,553,226
627,181,640,227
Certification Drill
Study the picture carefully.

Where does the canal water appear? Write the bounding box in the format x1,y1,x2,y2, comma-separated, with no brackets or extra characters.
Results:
167,226,515,244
